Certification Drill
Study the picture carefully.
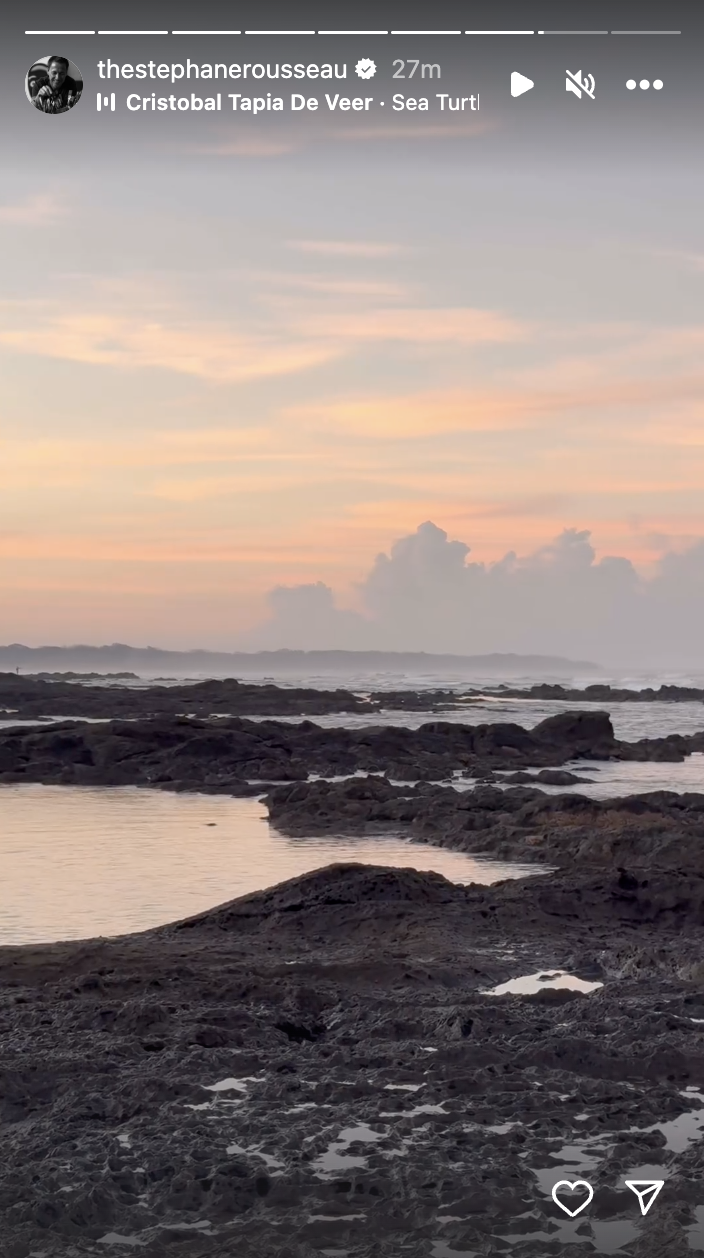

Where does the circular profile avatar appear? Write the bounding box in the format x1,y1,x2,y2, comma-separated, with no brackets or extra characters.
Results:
26,54,83,114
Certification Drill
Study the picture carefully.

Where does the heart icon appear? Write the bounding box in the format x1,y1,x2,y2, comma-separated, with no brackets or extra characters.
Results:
552,1179,594,1217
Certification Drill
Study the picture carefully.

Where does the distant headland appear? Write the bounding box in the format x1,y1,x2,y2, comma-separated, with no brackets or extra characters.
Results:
0,644,598,678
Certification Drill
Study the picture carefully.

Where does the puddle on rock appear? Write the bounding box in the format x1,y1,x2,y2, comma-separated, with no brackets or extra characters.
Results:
664,1091,704,1153
97,1237,147,1250
313,1124,386,1176
485,970,604,997
542,1136,614,1184
204,1075,262,1093
631,1091,704,1154
225,1141,284,1169
499,1219,640,1253
315,1152,368,1174
157,1220,214,1234
308,1214,366,1223
431,1244,477,1257
590,1221,642,1253
380,1103,447,1118
429,1242,477,1252
687,1204,704,1250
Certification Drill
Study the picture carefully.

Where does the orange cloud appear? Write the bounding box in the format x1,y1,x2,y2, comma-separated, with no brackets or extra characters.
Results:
298,306,525,345
337,121,493,141
149,471,334,501
638,402,704,448
189,136,298,157
255,271,410,299
0,428,325,490
287,388,547,437
182,118,493,163
0,193,65,225
0,306,334,382
287,360,704,439
288,240,406,258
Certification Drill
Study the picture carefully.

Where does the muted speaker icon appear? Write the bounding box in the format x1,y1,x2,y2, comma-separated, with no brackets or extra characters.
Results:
566,70,595,99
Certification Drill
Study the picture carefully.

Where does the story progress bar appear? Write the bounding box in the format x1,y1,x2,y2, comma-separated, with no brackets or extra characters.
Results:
25,28,683,36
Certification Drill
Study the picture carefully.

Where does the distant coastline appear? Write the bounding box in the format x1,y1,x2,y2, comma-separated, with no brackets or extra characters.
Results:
0,644,598,678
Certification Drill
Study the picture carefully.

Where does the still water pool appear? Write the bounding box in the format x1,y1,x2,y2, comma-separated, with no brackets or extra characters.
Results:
0,784,538,945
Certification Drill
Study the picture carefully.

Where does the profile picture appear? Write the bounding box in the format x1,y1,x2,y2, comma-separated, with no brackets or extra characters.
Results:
26,54,83,114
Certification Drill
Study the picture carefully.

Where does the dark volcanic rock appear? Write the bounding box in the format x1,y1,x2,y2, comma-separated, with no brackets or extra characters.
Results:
264,777,704,870
0,672,369,720
0,710,702,794
3,671,704,728
173,862,466,938
530,709,616,755
503,768,595,786
480,681,704,704
0,863,703,1255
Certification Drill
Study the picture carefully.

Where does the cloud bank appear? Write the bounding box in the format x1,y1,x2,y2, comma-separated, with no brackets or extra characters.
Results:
248,521,704,668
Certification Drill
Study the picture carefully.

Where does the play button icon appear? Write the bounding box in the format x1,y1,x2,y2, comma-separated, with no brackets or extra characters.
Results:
511,71,534,97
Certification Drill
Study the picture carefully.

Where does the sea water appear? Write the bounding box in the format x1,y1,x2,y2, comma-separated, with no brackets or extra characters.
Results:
0,785,540,945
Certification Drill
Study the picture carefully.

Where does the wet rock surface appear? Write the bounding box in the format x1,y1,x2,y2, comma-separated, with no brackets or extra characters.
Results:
2,700,704,1256
475,682,704,704
1,709,703,795
0,864,703,1256
0,673,370,720
3,674,704,724
265,775,704,869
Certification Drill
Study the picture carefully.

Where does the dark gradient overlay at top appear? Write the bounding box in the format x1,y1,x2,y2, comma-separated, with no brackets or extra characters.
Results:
3,0,703,166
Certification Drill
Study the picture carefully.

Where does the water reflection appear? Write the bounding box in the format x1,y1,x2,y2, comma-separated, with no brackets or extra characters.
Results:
0,784,538,945
485,970,603,997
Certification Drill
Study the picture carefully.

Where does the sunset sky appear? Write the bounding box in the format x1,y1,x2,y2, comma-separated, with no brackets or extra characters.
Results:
2,23,703,649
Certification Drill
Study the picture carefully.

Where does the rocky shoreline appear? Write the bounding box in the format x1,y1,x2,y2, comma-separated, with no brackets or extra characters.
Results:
1,703,704,1255
467,682,704,704
3,673,704,723
0,710,703,796
1,861,703,1256
264,775,704,870
0,673,370,720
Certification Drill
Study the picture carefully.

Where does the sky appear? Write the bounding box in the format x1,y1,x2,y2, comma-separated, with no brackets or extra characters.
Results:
1,2,703,662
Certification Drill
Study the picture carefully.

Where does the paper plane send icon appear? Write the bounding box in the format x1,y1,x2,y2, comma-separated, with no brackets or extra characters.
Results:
511,72,534,98
625,1180,664,1216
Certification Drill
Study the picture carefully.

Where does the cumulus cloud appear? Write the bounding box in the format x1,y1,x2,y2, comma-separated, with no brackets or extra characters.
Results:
248,520,704,667
247,582,371,650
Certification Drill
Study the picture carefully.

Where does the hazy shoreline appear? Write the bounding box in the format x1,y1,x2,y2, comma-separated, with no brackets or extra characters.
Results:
0,645,600,678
